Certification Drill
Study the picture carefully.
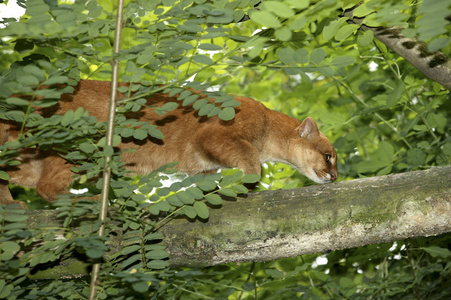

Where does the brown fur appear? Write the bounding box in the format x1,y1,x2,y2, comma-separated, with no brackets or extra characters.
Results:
0,80,338,208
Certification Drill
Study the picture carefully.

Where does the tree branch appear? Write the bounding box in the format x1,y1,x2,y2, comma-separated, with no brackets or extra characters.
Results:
19,166,451,278
344,10,451,90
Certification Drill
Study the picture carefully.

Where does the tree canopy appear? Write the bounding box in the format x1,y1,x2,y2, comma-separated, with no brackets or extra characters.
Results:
0,0,450,299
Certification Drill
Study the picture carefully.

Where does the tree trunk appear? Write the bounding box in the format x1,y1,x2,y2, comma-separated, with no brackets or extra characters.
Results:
17,166,451,279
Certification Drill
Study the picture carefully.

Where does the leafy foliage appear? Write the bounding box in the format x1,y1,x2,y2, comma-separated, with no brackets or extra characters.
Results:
1,0,450,299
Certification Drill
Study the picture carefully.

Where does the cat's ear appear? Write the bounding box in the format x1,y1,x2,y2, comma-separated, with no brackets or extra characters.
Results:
297,117,320,140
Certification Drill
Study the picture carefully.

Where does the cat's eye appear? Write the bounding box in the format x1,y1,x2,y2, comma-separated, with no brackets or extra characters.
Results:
325,154,332,164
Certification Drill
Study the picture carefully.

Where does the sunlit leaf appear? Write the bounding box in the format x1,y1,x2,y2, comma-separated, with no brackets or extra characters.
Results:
250,11,281,28
335,24,360,41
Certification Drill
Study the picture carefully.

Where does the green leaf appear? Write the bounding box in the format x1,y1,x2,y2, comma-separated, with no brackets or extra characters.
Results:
282,181,300,189
146,249,169,260
278,47,295,64
286,0,309,9
178,23,202,33
6,97,30,106
339,277,357,297
155,200,171,212
311,269,329,282
155,102,178,115
5,110,25,122
205,194,222,205
335,24,360,41
86,248,104,259
377,165,392,176
133,129,148,140
294,48,310,64
423,246,451,258
6,160,21,167
186,186,204,200
178,191,195,205
119,127,134,138
443,142,451,156
182,94,200,106
147,127,164,139
428,37,450,52
182,205,197,219
322,18,348,42
0,281,13,298
4,214,28,222
310,48,326,64
61,110,74,126
206,9,234,24
198,103,215,116
331,56,356,67
354,160,389,173
406,148,426,166
262,1,294,18
207,106,221,117
167,194,183,207
0,171,10,180
265,268,284,279
220,170,243,186
193,201,209,219
167,88,184,97
26,0,49,16
1,241,21,253
218,107,235,121
131,68,146,82
120,253,141,269
426,113,447,134
242,174,260,183
357,30,374,47
198,179,217,192
250,11,281,28
198,43,223,51
221,100,241,108
147,259,169,269
144,232,164,241
275,27,292,41
232,184,248,194
24,64,46,81
103,145,114,157
160,102,178,112
387,83,405,107
112,135,122,147
377,141,394,163
353,3,374,17
193,99,208,110
79,143,96,153
193,55,214,65
157,187,170,197
218,188,237,197
43,75,70,85
132,281,149,293
121,245,140,255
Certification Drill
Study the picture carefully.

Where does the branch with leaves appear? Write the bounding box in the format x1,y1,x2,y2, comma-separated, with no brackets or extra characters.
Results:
343,4,451,90
5,165,450,279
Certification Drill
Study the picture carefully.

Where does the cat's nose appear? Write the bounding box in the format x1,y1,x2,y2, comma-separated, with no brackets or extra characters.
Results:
330,172,337,181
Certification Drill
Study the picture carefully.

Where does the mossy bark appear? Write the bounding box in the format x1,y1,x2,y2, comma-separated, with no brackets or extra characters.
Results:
12,166,451,278
161,166,451,267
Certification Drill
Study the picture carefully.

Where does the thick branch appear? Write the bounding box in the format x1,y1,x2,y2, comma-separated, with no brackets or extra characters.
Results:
344,10,451,90
19,166,451,278
161,166,451,267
